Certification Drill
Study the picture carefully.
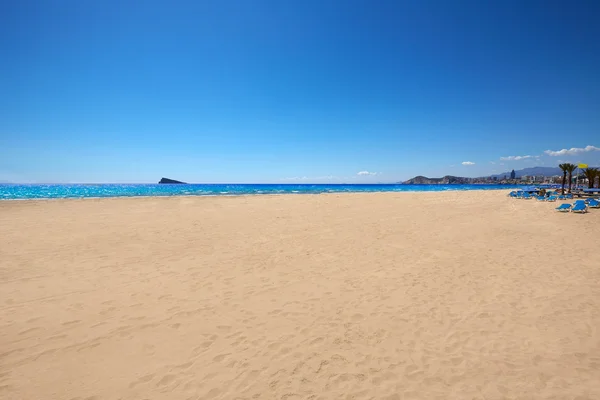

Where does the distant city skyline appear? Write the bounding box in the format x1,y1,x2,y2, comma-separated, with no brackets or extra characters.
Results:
1,0,599,183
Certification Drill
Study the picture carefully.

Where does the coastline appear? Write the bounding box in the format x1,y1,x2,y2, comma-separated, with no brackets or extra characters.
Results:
0,187,516,203
0,184,524,202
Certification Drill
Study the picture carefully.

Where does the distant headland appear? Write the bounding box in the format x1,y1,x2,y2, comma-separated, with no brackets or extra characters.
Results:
402,167,563,185
403,176,472,184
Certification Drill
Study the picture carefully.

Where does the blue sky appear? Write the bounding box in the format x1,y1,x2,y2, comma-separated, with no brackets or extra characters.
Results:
1,0,599,183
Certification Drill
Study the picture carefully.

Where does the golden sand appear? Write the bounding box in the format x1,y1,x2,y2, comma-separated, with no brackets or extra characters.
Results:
1,191,599,399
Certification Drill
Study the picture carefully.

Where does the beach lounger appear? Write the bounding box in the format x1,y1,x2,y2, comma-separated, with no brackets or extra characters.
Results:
546,196,557,202
522,193,532,200
536,195,546,201
557,195,566,200
571,203,588,214
555,204,572,212
588,199,600,208
565,194,574,199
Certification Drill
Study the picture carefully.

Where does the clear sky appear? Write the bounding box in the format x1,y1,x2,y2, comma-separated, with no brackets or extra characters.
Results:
1,0,599,183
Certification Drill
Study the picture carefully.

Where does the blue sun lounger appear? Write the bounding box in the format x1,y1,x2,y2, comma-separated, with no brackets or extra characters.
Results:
556,204,572,212
588,199,600,208
571,202,588,214
546,196,557,202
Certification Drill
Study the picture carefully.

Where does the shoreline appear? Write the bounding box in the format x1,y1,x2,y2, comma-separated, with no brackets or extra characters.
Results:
0,187,517,203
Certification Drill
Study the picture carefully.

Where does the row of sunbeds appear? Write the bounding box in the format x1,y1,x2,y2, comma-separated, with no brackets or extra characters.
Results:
555,199,600,213
508,191,574,201
508,190,600,214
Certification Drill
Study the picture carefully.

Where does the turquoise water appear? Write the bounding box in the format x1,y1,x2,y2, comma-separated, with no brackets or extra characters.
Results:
0,184,525,200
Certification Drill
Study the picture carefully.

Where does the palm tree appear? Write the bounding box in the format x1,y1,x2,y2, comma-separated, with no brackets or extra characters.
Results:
583,167,599,189
559,163,569,194
563,163,577,193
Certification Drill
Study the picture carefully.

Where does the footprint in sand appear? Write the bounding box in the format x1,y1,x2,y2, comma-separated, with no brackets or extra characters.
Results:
235,370,261,390
128,374,155,388
0,385,13,393
200,388,221,399
193,341,215,354
19,327,42,336
212,353,229,362
309,337,324,345
404,365,424,379
173,361,194,370
156,374,176,387
100,307,116,315
351,313,364,321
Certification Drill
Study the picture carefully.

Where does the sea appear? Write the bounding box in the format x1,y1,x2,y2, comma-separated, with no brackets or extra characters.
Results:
0,183,526,200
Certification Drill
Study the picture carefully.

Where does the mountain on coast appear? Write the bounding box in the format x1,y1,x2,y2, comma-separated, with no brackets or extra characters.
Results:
402,167,563,184
489,166,561,179
403,175,472,184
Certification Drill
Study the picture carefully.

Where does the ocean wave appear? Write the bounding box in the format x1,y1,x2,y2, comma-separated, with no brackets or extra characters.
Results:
0,183,525,200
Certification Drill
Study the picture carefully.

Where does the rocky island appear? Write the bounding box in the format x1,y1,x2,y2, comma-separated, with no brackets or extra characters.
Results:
158,178,186,184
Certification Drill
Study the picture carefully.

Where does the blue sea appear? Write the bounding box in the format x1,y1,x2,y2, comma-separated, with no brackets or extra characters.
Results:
0,184,525,200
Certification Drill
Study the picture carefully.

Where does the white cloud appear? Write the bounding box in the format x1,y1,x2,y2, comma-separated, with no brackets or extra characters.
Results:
357,171,377,176
489,161,496,164
500,155,533,161
461,161,475,165
544,145,600,156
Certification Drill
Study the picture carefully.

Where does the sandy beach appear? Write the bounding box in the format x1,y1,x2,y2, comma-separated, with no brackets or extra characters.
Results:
1,191,599,400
